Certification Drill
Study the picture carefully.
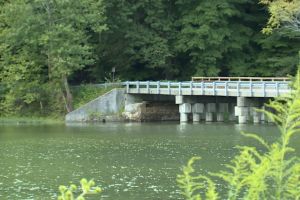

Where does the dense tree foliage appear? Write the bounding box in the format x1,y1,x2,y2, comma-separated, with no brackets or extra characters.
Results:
0,0,299,116
0,0,106,115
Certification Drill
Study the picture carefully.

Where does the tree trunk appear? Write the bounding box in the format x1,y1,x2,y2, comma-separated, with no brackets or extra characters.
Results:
62,75,73,113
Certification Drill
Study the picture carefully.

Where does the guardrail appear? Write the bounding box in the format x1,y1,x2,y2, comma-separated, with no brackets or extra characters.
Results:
192,77,291,82
124,81,291,97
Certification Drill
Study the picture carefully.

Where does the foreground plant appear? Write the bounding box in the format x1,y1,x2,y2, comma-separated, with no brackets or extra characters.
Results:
57,178,102,200
177,70,300,200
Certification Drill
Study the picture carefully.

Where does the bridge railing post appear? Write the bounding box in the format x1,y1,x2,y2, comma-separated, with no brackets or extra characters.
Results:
168,81,171,95
225,82,228,96
276,82,279,97
213,82,216,95
250,82,253,97
157,81,160,94
137,81,140,93
126,81,129,93
147,81,150,93
201,82,204,95
237,82,240,96
190,81,193,95
179,82,182,95
263,82,266,97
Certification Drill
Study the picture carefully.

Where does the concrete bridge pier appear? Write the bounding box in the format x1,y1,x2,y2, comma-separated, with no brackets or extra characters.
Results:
179,103,191,123
192,103,204,123
176,95,191,123
217,103,228,122
249,101,261,124
266,107,274,124
192,113,200,122
228,103,237,122
205,103,216,122
260,105,274,123
235,97,250,124
260,105,266,123
252,109,261,124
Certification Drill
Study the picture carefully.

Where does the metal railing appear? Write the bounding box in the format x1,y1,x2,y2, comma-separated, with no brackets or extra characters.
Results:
191,77,291,82
124,81,291,97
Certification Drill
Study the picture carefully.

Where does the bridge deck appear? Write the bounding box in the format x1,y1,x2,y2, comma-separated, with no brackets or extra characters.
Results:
124,81,291,98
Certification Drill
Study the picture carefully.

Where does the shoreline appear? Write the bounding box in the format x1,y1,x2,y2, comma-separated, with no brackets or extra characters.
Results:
0,117,64,125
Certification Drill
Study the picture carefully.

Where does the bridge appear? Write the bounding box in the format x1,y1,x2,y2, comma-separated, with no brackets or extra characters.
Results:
123,77,292,124
124,80,290,98
65,77,292,124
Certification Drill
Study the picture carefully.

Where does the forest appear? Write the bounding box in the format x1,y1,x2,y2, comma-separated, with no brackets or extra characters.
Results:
0,0,299,117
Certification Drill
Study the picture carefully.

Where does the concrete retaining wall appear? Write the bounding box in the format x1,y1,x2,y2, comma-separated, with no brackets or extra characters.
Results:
65,89,125,122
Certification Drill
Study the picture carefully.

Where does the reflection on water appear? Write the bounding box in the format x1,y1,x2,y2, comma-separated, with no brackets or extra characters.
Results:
176,123,188,134
0,122,291,199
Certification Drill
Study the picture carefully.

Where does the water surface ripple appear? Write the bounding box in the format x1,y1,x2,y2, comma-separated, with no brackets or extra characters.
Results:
0,122,293,199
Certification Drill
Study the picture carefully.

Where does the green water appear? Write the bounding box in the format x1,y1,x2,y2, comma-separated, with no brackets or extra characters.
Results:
0,122,297,199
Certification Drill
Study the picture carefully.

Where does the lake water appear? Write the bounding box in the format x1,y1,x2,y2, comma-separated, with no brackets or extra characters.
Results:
0,122,297,199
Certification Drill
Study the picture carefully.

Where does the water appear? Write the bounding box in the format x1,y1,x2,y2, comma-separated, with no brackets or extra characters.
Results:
0,122,297,199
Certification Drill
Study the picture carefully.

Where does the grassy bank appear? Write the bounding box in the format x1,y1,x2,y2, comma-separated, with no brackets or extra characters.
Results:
0,117,64,125
72,84,122,109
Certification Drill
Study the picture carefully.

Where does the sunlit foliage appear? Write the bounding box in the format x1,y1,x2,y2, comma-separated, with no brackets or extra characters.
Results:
57,178,101,200
260,0,300,33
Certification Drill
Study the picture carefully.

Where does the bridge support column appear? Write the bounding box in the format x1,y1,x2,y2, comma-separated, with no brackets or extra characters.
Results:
193,113,200,122
216,114,223,122
176,95,184,104
228,103,237,122
205,103,216,122
192,103,204,122
260,105,274,123
267,108,274,124
180,113,188,123
251,108,261,124
179,103,191,123
235,97,250,124
260,106,266,123
217,103,228,122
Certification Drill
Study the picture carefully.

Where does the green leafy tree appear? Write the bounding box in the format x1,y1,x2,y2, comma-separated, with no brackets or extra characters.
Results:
97,0,179,81
255,29,299,76
0,0,106,115
175,0,255,76
260,0,300,34
1,0,299,116
258,0,300,76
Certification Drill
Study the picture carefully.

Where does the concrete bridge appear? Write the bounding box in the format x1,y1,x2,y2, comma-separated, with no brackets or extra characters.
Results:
65,77,292,124
124,77,291,124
